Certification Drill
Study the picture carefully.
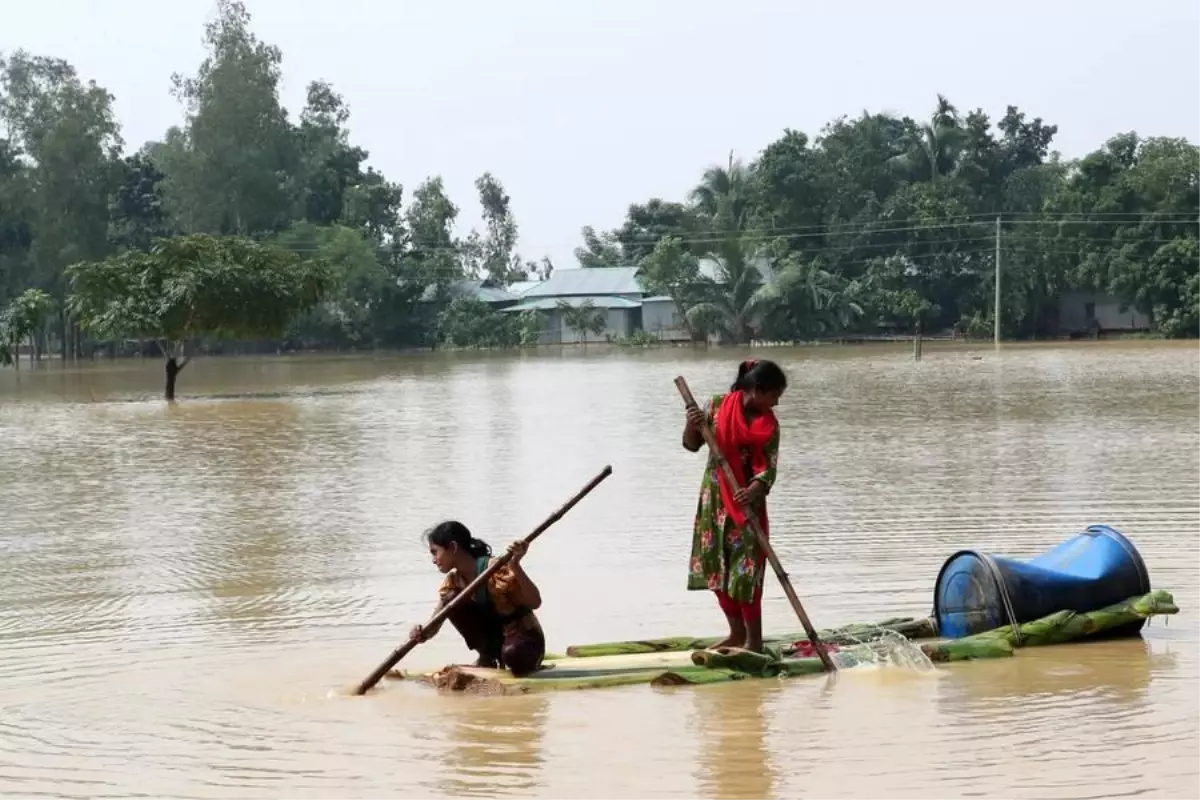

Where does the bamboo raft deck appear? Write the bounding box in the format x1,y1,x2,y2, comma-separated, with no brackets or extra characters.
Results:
385,590,1178,695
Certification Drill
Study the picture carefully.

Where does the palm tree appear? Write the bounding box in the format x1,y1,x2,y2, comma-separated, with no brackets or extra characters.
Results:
688,151,755,230
891,94,967,182
684,231,776,344
755,257,866,339
683,151,786,343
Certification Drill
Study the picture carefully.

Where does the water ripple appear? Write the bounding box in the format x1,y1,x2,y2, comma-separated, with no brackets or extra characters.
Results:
0,343,1196,799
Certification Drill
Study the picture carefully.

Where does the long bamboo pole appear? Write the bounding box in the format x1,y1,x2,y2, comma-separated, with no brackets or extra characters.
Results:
352,464,614,695
674,377,836,672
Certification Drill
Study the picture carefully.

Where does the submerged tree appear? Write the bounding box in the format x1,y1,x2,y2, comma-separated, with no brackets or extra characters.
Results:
66,233,330,399
435,296,541,348
558,299,607,346
0,287,53,367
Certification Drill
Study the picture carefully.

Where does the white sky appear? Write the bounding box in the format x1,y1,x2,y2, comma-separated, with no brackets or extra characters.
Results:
5,0,1199,268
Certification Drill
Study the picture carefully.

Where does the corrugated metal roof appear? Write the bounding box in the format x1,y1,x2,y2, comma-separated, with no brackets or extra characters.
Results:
507,280,541,296
502,295,642,312
479,284,517,302
419,279,517,303
520,267,643,298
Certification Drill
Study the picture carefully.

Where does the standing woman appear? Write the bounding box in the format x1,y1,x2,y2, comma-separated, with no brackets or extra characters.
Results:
681,359,788,653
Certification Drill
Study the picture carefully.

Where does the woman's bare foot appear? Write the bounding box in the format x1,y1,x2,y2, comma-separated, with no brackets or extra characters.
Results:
711,636,744,651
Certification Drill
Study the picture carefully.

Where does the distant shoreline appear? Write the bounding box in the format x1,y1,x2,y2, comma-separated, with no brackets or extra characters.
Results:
0,331,1183,370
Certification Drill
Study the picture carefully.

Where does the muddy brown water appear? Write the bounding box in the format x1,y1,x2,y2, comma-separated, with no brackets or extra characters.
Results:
1,341,1197,799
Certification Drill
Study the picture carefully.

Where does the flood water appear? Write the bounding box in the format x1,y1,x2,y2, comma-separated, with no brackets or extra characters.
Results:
1,341,1197,799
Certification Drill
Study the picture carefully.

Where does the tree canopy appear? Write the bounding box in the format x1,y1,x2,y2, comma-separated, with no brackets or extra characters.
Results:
587,104,1197,342
65,233,331,398
66,233,330,347
1,2,1195,359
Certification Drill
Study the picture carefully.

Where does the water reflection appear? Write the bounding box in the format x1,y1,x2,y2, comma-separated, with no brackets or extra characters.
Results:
436,693,549,797
691,683,778,800
946,638,1170,703
929,637,1193,799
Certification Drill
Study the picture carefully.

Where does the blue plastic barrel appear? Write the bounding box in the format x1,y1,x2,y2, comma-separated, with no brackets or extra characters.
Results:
933,525,1151,639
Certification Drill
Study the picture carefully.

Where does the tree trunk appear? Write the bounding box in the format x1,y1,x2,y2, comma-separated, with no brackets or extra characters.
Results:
165,357,181,401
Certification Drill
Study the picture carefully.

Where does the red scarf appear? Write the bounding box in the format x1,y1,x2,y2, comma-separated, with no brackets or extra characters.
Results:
714,388,777,529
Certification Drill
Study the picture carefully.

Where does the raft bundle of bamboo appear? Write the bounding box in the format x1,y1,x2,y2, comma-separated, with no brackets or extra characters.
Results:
386,590,1178,695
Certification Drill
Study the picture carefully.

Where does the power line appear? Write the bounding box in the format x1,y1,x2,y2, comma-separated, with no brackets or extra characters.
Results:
258,211,1196,254
270,222,1198,255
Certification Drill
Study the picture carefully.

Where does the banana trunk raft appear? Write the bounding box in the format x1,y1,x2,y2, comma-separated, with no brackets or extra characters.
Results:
386,590,1178,695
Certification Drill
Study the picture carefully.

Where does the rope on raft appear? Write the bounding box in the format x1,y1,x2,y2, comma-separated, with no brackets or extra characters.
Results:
980,553,1025,646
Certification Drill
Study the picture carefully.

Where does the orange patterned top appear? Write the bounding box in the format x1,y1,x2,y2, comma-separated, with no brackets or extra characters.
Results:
437,556,543,634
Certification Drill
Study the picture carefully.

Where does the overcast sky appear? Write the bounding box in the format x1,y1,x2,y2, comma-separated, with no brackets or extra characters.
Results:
5,0,1199,268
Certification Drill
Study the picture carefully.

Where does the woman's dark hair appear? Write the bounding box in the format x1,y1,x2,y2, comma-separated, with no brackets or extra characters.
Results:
425,520,491,558
732,358,788,393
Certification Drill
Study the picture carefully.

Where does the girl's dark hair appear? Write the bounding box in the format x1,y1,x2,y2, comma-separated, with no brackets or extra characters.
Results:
732,358,788,393
425,520,491,559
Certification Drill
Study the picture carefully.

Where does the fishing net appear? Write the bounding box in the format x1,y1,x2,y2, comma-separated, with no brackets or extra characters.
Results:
788,626,936,673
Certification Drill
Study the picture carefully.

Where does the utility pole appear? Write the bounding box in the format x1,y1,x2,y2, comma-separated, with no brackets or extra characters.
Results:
994,215,1001,350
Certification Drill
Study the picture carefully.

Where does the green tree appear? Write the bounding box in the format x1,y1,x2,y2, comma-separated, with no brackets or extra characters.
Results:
0,135,33,305
460,172,525,286
863,254,941,334
557,300,606,346
154,0,296,236
291,80,368,227
890,94,968,183
274,222,389,348
402,176,461,290
638,235,701,337
342,168,404,245
760,255,866,340
66,234,331,399
574,225,625,268
0,50,123,356
616,199,700,262
108,152,177,251
680,154,779,342
689,151,755,230
435,297,538,348
0,287,53,367
683,232,775,344
526,255,554,281
749,129,826,244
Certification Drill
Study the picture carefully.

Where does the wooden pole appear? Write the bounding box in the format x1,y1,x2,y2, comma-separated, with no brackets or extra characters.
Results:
351,464,614,695
994,214,1002,351
674,376,837,672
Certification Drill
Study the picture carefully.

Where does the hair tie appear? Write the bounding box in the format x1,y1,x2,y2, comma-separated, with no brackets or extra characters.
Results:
742,359,758,371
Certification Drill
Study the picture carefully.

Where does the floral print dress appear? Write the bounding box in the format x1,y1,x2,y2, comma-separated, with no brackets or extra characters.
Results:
686,393,780,604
